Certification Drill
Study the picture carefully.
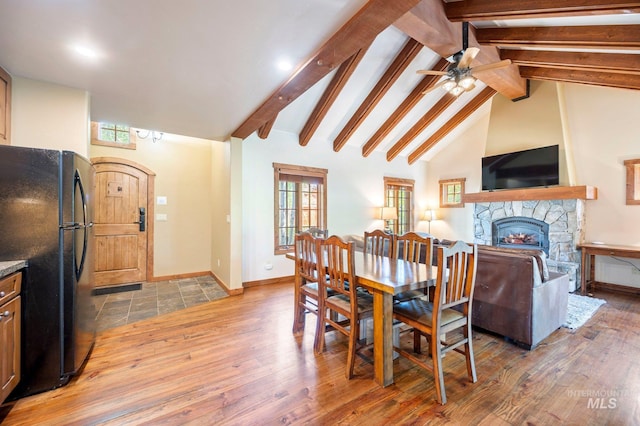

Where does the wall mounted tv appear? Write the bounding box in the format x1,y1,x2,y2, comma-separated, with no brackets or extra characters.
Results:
482,145,559,191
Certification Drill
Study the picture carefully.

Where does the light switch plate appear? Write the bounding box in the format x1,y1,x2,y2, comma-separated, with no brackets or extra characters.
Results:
156,213,168,221
157,196,167,205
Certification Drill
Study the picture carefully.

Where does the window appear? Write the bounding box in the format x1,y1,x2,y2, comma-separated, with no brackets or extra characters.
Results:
91,121,137,150
274,163,327,254
625,159,640,205
440,178,465,208
384,177,414,235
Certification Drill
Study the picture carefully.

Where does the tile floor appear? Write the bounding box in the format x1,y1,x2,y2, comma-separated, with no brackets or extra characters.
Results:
93,275,229,332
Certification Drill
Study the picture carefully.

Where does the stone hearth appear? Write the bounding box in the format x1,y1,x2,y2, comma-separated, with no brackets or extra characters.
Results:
473,199,585,291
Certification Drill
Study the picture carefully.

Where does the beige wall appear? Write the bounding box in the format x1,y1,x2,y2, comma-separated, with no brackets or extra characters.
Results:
91,132,218,278
11,77,90,156
486,80,570,185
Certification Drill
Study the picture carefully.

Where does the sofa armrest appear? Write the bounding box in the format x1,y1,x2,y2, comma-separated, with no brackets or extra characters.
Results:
531,272,570,347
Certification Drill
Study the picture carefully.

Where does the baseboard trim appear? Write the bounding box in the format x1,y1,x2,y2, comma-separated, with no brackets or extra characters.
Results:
211,271,244,296
243,275,294,288
593,281,640,295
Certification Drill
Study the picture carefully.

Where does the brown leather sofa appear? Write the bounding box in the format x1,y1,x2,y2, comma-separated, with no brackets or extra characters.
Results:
471,245,570,349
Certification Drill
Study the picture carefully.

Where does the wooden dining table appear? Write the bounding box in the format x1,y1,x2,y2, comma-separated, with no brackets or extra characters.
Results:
288,250,436,387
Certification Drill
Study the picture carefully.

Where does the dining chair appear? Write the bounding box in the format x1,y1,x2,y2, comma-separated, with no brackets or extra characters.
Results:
392,240,478,405
393,232,434,302
292,231,323,334
364,229,394,257
306,227,328,238
314,235,374,379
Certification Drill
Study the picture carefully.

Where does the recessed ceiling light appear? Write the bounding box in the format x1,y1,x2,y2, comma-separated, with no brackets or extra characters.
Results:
276,59,293,72
72,45,98,59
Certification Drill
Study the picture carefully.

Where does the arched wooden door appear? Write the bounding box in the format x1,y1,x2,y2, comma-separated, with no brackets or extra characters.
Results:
91,157,155,287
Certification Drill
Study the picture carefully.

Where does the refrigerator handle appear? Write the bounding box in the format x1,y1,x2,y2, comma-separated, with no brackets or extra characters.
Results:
74,171,89,281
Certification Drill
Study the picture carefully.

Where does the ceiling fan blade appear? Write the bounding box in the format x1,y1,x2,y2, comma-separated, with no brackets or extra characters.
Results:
416,69,448,76
422,80,448,95
471,59,512,74
458,47,479,68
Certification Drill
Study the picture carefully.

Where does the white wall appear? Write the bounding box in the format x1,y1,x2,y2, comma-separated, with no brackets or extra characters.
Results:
11,77,90,156
241,129,429,283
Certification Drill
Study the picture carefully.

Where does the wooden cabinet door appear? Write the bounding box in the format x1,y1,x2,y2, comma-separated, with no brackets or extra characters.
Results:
94,162,149,287
0,65,11,145
1,295,21,403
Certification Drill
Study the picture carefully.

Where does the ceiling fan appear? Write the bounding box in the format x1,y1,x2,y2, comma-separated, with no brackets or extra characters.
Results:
417,22,512,97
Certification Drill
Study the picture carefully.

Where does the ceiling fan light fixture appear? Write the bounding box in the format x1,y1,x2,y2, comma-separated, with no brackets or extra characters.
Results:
450,85,465,97
442,79,457,92
458,75,476,90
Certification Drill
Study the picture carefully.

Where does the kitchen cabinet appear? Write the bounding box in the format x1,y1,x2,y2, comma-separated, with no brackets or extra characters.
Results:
0,271,21,403
0,65,10,145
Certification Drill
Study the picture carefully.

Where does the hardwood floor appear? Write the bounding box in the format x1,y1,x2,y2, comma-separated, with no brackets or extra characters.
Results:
1,282,639,425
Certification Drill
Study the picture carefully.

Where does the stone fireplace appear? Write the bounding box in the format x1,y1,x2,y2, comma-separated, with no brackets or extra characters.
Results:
473,199,585,291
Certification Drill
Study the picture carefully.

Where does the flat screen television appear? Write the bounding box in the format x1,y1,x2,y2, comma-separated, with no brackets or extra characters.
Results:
482,145,559,191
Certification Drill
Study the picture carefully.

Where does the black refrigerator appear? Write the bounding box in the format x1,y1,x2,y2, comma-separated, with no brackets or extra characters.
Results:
0,144,96,399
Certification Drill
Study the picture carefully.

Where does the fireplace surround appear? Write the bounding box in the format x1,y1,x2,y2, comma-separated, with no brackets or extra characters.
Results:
473,199,585,291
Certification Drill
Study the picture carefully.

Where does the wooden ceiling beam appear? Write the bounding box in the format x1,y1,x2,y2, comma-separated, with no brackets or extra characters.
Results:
394,0,527,100
257,117,276,139
362,58,450,157
407,86,496,165
501,50,640,75
386,93,457,161
519,66,640,91
477,25,640,50
333,38,423,152
445,1,640,21
231,0,422,140
299,46,370,147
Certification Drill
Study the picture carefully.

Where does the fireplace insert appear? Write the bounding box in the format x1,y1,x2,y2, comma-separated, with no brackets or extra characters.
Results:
492,217,549,255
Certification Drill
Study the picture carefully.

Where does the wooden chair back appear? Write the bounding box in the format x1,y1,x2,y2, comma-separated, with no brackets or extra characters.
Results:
317,235,354,299
364,229,394,257
294,231,319,284
433,240,477,318
395,232,433,264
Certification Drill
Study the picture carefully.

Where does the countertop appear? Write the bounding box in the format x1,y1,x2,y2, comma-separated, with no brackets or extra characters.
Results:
0,260,28,278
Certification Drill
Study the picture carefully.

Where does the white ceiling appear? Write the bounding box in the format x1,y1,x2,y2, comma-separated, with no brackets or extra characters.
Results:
0,1,638,159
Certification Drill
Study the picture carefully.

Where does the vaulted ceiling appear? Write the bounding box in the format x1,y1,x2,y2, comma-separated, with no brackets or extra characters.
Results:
0,1,638,164
233,0,640,164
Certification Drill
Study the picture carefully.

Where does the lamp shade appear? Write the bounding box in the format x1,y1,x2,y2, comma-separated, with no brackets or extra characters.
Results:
380,207,398,221
424,209,436,222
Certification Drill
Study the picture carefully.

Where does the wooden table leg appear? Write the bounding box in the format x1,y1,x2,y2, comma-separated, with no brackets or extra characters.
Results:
372,289,394,387
580,249,588,295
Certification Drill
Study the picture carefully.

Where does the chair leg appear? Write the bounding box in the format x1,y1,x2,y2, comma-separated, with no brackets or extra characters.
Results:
464,323,477,383
431,334,447,405
413,330,421,354
292,279,306,334
314,305,326,355
346,317,358,379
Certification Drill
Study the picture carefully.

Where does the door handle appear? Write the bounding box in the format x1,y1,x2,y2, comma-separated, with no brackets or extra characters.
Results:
136,207,146,231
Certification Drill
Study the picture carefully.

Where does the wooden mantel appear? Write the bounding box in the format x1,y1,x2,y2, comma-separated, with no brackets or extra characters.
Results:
463,185,597,203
